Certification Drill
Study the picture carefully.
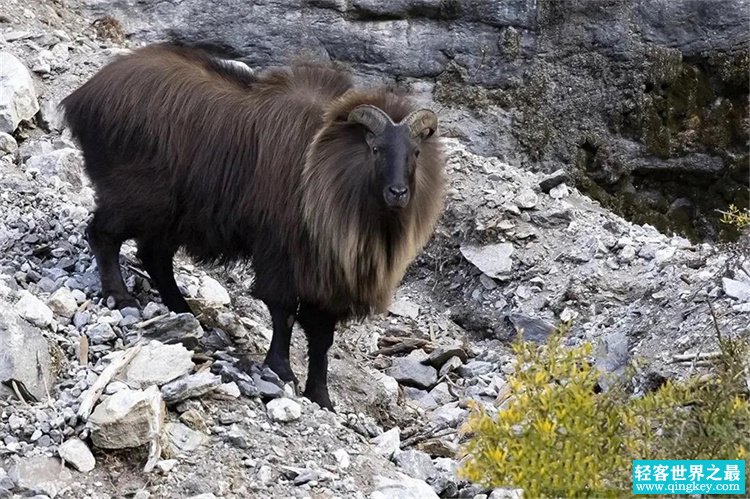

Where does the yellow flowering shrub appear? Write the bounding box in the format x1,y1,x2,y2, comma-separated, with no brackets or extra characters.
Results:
459,329,750,498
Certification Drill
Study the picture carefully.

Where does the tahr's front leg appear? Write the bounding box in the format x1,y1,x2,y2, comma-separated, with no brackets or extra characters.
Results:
263,302,298,386
297,302,337,410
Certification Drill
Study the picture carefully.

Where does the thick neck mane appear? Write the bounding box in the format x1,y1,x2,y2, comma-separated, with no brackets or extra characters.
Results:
300,90,446,317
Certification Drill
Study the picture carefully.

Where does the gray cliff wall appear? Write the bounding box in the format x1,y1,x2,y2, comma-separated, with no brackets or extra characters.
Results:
83,0,749,240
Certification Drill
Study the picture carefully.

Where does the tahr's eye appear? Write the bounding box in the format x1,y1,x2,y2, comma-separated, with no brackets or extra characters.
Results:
372,146,379,154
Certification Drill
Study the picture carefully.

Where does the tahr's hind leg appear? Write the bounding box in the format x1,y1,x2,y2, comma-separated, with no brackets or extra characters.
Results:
297,302,337,410
86,209,137,309
136,237,192,314
263,301,299,386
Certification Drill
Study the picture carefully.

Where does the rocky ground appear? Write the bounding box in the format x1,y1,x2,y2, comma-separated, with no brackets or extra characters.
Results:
0,1,749,498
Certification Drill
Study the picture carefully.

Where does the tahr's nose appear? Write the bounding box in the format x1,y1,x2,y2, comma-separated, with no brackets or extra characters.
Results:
384,184,410,208
388,185,409,198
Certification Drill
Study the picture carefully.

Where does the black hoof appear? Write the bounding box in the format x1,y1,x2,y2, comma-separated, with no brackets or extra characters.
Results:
163,297,193,315
263,359,298,386
304,387,334,411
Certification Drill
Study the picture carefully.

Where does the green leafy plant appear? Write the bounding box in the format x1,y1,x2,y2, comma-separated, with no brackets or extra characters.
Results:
719,204,750,229
629,333,750,461
459,327,750,498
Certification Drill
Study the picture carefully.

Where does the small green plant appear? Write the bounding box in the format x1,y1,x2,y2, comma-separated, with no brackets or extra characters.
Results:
459,327,750,497
719,204,750,229
629,333,750,461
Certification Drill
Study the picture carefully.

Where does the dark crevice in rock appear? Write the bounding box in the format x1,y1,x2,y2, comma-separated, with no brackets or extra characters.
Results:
572,48,749,242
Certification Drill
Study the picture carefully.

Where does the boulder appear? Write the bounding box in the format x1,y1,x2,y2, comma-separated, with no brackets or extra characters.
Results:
371,427,400,458
0,52,39,133
266,397,302,422
388,298,420,319
0,305,55,401
8,456,72,498
393,450,437,481
386,357,438,389
25,148,84,189
88,386,166,449
47,287,79,318
166,421,208,454
139,312,204,348
58,438,96,472
723,278,750,302
371,473,439,499
461,243,514,280
427,345,468,368
197,275,231,305
161,371,222,404
0,132,17,154
15,290,53,328
124,340,194,387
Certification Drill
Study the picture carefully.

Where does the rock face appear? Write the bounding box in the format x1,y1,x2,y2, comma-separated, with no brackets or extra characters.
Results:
0,306,54,401
82,0,749,241
0,52,39,133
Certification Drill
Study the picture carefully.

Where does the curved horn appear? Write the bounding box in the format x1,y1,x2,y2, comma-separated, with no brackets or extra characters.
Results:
402,109,438,139
348,105,390,135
